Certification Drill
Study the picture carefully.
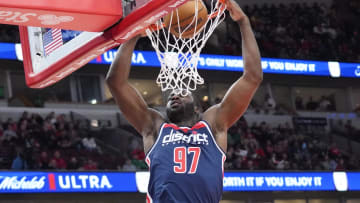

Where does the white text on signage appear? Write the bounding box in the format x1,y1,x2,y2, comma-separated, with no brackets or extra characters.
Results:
58,175,113,189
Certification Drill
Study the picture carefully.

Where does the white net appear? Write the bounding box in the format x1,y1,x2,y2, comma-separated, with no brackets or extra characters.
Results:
146,0,226,96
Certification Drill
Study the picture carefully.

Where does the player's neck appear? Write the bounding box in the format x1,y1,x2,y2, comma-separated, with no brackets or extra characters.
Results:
173,120,197,127
171,114,199,127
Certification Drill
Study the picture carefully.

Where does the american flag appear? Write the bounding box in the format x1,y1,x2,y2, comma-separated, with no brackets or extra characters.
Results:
43,28,63,56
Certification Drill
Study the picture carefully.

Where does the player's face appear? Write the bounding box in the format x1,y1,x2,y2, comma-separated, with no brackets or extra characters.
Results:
166,90,195,122
166,90,194,110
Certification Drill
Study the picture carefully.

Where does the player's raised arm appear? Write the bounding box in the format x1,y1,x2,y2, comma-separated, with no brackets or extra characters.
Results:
204,0,263,131
106,36,163,136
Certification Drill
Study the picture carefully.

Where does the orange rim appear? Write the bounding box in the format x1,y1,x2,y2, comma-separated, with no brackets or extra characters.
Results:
208,0,226,19
148,23,166,31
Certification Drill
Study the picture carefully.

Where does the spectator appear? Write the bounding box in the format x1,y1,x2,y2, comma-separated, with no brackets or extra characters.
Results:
329,158,338,171
37,151,50,169
354,104,360,116
269,153,278,169
313,23,327,36
128,137,141,153
234,144,248,159
19,111,30,124
225,146,235,169
329,142,341,157
264,93,276,111
321,155,331,170
247,159,255,170
2,123,17,141
67,157,80,170
51,150,67,170
131,152,148,170
131,145,146,160
233,157,242,169
82,159,98,170
295,96,304,110
82,134,98,152
331,119,347,135
319,95,331,111
48,159,58,170
11,148,28,170
0,124,3,141
265,140,274,155
306,96,318,110
46,112,57,125
122,159,136,171
67,125,82,149
348,155,359,170
276,153,289,170
344,120,355,137
335,158,346,170
58,136,72,149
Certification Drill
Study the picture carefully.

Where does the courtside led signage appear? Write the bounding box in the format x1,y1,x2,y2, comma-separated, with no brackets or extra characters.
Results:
0,171,358,193
0,43,359,78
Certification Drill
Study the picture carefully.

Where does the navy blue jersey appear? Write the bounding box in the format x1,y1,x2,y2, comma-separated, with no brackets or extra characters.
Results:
145,121,226,203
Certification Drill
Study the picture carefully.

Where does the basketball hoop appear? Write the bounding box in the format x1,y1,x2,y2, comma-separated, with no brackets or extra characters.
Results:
146,0,226,96
4,0,189,88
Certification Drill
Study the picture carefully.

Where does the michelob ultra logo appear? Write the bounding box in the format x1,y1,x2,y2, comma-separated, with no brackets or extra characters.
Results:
0,176,46,190
56,175,112,189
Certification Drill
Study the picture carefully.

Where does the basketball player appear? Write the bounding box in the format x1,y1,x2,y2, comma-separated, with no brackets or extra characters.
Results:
106,0,262,202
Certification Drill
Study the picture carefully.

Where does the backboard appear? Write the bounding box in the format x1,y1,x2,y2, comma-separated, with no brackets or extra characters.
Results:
0,0,190,88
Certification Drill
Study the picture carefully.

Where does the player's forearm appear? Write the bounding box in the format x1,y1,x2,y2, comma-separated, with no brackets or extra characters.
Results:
238,18,263,83
106,36,140,86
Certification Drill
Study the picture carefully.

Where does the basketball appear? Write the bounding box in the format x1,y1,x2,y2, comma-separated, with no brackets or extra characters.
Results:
163,0,208,39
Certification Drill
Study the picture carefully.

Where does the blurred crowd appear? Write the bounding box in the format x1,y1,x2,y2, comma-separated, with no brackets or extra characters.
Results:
225,118,360,170
0,112,121,170
221,1,360,62
1,110,359,171
295,95,336,111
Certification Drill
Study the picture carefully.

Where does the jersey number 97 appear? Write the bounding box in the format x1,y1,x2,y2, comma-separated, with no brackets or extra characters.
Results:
173,147,201,174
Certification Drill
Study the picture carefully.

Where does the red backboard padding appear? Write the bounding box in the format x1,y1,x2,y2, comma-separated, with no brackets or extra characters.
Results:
0,0,123,32
19,0,190,88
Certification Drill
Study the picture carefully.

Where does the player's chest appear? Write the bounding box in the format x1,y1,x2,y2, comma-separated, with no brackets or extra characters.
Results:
159,127,210,147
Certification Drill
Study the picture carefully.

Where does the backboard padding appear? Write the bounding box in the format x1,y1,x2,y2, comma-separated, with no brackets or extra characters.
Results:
19,0,191,88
